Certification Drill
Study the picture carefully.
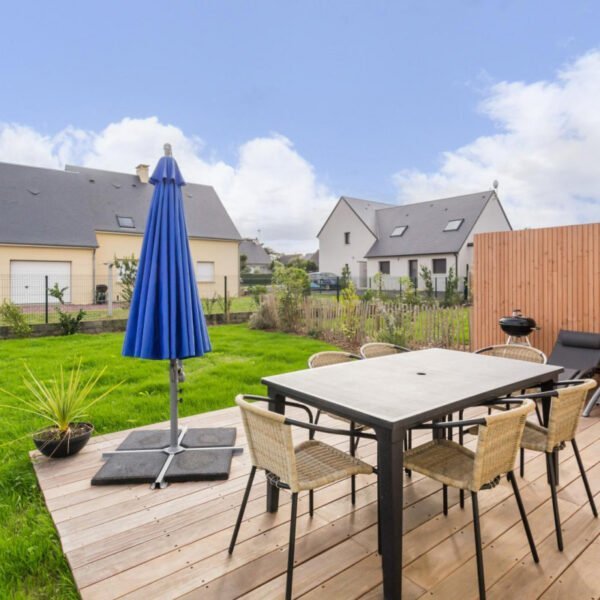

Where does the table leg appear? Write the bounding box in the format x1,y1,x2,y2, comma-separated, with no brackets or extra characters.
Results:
376,426,405,600
266,390,285,513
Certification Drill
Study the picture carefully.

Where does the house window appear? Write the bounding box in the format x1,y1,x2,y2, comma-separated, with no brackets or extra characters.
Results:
432,258,447,274
390,225,407,237
444,219,464,232
344,232,351,245
378,261,390,275
116,215,135,228
196,261,215,282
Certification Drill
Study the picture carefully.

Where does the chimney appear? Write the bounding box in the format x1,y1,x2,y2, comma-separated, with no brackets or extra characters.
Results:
136,164,150,183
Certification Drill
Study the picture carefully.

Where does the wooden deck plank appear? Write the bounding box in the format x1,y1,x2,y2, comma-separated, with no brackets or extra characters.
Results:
30,404,600,600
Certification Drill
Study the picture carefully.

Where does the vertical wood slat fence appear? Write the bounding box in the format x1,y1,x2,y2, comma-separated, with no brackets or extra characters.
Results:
472,223,600,356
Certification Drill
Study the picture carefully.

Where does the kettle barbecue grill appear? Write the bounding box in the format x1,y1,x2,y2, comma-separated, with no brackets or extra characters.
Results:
499,309,539,345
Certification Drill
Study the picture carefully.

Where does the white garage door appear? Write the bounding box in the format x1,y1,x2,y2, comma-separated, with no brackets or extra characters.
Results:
10,261,71,304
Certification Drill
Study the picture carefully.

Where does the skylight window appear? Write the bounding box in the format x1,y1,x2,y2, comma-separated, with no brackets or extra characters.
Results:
390,225,408,237
444,219,464,232
116,216,135,228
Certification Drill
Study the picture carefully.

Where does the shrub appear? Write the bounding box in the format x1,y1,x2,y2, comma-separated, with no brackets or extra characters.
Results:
249,295,278,330
399,276,420,306
56,309,86,335
248,285,268,308
273,264,309,332
443,267,462,307
47,284,86,335
0,300,31,338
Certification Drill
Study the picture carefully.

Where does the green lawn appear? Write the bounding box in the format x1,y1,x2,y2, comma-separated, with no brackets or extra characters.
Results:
0,325,336,599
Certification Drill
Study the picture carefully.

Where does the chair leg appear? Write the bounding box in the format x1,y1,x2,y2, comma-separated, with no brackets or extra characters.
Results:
471,491,486,600
447,413,453,441
507,471,539,563
443,484,448,516
309,489,314,517
459,409,464,445
520,447,525,478
229,466,256,554
350,421,356,505
285,493,299,600
460,489,465,509
572,439,598,517
546,452,564,551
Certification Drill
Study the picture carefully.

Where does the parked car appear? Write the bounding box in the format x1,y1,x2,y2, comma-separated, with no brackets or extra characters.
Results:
309,272,340,290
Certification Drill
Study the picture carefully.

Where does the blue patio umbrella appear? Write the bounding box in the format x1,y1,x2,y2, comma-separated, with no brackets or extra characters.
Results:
123,143,211,454
92,145,239,489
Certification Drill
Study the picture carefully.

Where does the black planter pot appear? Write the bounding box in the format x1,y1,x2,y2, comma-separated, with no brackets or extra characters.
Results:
33,423,93,458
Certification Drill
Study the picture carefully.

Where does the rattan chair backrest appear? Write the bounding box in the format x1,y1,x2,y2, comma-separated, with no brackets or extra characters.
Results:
471,399,535,490
359,342,410,359
308,351,360,368
546,379,597,451
475,344,547,364
235,395,299,491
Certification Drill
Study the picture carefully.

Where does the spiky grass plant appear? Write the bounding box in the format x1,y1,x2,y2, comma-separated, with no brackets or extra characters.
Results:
1,360,121,439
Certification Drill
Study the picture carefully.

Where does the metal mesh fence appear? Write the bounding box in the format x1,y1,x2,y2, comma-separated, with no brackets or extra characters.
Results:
0,274,246,325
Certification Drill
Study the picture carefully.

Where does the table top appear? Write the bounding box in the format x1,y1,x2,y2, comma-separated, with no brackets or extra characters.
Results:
262,348,563,429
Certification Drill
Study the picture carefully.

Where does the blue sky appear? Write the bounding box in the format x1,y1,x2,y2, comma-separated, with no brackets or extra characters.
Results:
1,1,599,250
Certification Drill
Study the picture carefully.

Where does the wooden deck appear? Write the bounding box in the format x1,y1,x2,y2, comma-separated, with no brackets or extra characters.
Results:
32,403,600,599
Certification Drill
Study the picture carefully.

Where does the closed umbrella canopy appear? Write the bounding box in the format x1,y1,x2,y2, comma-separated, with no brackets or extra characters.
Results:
123,152,211,360
92,146,239,489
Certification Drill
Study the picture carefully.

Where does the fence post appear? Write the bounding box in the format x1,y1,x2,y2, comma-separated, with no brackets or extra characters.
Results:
44,275,49,324
224,275,229,323
107,263,114,317
336,277,340,302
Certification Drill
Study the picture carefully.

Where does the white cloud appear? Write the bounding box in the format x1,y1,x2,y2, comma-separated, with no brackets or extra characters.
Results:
393,50,600,228
0,117,333,253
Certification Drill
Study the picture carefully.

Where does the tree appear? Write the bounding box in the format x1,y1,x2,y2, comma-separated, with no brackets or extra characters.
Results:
340,264,351,289
419,265,435,301
443,267,462,307
114,255,138,306
287,257,318,272
272,264,309,332
240,253,250,274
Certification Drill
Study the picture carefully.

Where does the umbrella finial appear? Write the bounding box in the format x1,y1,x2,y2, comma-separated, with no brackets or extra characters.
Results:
164,143,173,157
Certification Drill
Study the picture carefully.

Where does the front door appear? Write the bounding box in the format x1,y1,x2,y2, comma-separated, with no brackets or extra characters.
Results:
408,259,418,288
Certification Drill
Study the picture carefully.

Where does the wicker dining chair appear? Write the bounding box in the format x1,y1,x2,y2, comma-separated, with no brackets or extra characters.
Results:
404,399,537,600
517,379,598,551
229,394,374,600
473,344,548,423
308,351,365,503
475,344,547,363
359,342,410,359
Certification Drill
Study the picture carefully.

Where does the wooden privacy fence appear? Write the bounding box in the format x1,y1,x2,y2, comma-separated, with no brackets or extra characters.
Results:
472,223,600,356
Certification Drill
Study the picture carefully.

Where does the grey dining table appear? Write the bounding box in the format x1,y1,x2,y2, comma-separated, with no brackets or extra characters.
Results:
262,347,563,600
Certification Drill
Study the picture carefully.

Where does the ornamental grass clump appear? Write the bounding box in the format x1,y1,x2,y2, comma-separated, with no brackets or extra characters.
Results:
0,360,122,456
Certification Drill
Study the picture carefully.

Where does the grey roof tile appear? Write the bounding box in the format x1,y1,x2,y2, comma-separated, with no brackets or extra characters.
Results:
0,161,241,249
365,191,496,257
239,239,271,265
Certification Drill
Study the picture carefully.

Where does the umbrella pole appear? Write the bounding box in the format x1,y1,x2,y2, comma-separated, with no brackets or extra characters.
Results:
168,359,182,453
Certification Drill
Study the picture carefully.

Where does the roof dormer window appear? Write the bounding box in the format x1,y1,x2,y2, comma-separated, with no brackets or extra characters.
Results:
390,225,408,237
444,219,464,232
116,215,135,229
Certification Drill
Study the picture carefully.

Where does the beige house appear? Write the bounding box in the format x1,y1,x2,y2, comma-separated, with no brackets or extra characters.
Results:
0,161,241,305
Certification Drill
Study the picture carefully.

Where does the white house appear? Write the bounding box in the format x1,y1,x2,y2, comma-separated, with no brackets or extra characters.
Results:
317,191,511,291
